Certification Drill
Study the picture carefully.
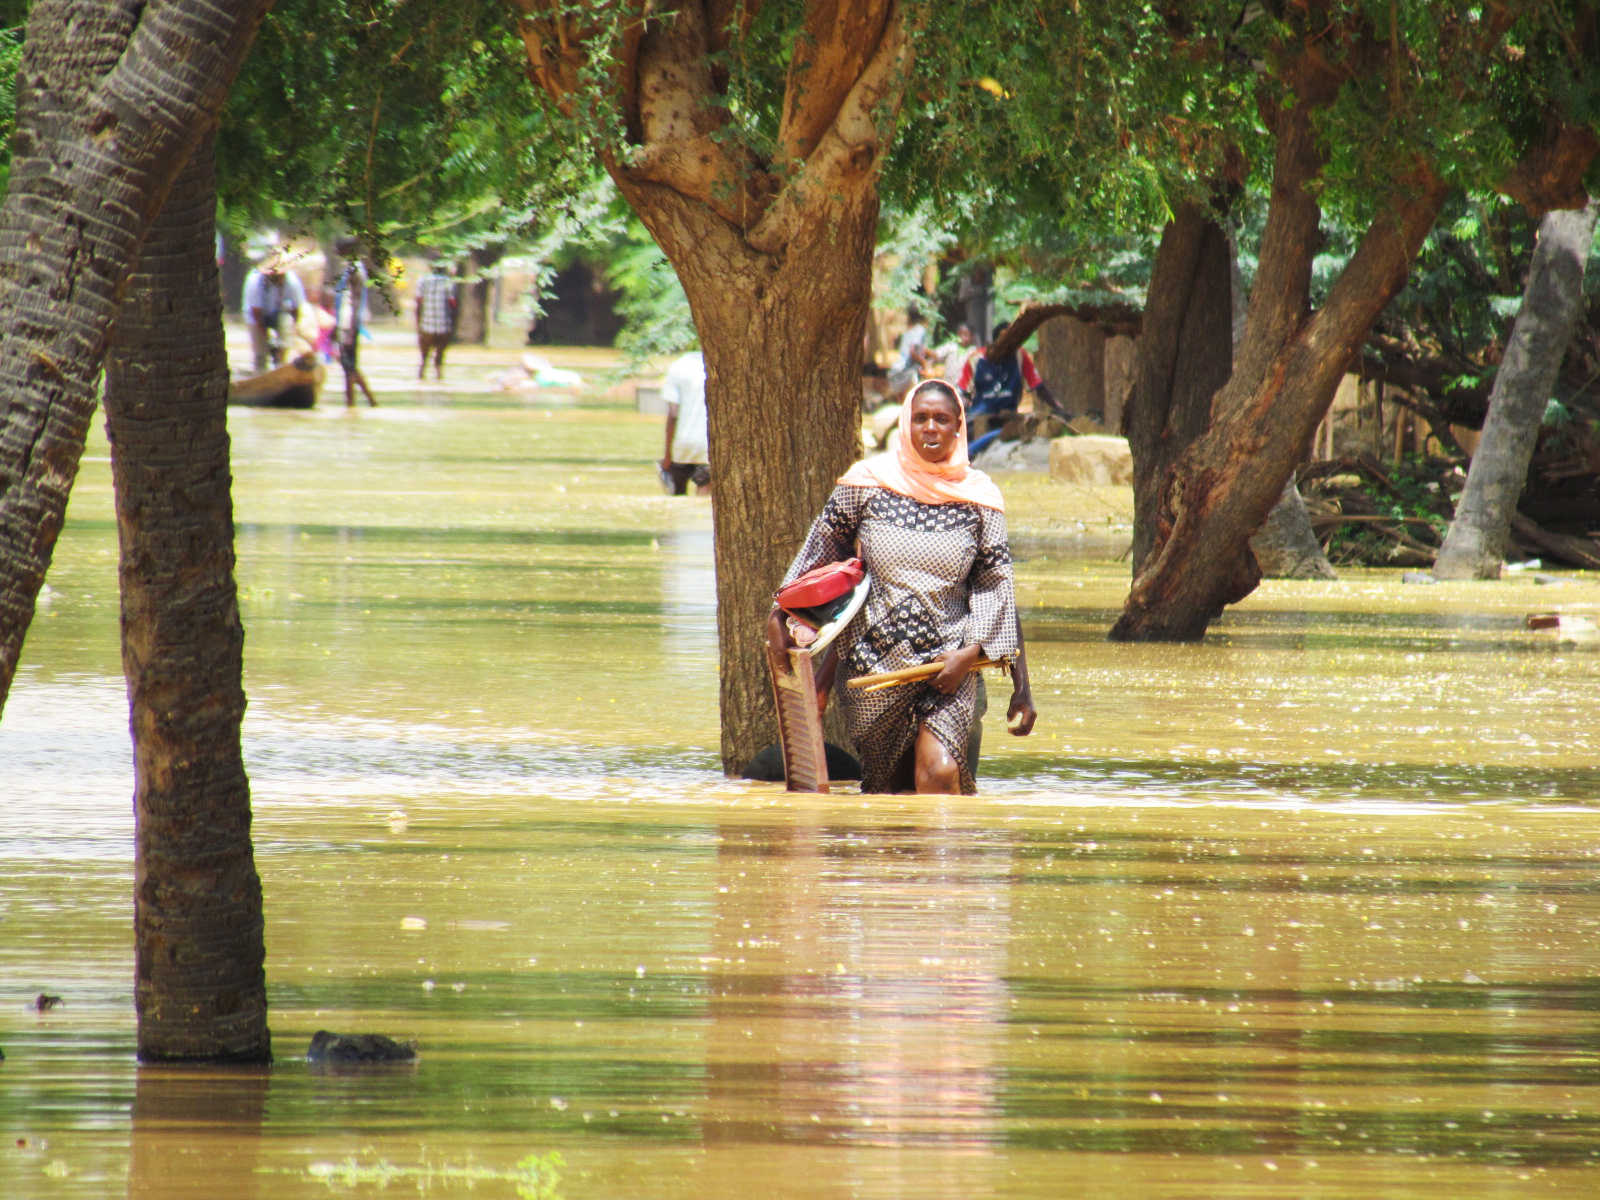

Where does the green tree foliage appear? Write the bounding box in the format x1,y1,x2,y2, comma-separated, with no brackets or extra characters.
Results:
1371,193,1600,424
898,2,1598,313
0,2,27,194
217,1,571,258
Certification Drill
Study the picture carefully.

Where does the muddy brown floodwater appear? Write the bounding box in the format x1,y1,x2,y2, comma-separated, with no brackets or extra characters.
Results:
2,341,1599,1198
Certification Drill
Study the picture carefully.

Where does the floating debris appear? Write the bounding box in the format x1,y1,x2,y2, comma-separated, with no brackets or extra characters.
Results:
306,1031,417,1064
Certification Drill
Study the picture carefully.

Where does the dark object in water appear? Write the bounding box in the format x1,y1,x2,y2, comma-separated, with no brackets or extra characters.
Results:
743,741,862,783
32,994,62,1012
229,355,323,409
306,1030,417,1064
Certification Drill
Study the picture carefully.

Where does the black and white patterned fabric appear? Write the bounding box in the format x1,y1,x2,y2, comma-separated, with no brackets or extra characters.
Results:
781,485,1019,794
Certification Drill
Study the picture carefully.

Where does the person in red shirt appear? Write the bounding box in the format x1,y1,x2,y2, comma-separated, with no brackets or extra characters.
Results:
955,321,1065,426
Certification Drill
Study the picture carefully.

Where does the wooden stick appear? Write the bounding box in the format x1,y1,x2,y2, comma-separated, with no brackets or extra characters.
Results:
847,657,1003,691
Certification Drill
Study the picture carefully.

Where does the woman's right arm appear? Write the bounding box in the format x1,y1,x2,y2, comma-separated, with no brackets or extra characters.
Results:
778,486,867,587
769,485,866,685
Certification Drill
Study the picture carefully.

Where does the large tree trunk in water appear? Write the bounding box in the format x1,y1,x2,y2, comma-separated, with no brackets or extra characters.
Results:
1111,177,1447,640
1125,202,1235,575
0,0,270,716
631,189,876,769
105,132,269,1063
1433,201,1599,579
517,0,909,771
1124,201,1336,583
1111,46,1449,642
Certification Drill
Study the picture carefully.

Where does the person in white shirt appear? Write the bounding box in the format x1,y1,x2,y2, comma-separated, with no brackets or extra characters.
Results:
935,322,975,382
887,308,933,399
332,235,378,407
242,255,306,373
659,350,709,496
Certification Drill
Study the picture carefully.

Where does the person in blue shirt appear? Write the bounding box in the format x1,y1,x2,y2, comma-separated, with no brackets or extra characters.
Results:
955,322,1068,453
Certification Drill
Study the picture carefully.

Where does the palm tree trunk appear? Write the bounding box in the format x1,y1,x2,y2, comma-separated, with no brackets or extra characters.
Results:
1433,201,1599,579
0,0,269,715
106,131,269,1063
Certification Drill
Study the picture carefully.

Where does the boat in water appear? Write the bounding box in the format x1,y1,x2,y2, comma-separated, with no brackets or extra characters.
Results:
228,354,324,409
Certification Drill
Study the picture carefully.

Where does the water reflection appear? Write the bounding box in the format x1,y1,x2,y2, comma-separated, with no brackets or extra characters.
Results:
702,813,1008,1160
128,1066,268,1200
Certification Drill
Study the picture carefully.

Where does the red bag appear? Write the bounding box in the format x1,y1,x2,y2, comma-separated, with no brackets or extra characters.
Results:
775,558,864,615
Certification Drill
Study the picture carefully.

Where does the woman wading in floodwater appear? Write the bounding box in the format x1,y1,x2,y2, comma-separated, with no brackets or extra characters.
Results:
773,380,1036,793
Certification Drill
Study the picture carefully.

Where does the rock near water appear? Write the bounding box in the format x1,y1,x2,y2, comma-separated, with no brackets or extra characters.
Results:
1048,435,1134,486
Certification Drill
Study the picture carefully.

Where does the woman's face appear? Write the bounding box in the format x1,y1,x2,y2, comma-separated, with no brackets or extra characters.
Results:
908,391,962,463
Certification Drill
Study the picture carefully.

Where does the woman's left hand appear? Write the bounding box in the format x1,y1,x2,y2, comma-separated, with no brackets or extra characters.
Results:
931,644,982,694
1006,689,1037,736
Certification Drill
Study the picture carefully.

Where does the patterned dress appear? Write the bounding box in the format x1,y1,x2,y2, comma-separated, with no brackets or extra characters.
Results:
782,485,1019,794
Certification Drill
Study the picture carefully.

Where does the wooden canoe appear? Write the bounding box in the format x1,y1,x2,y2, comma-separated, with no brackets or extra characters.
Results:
229,356,324,409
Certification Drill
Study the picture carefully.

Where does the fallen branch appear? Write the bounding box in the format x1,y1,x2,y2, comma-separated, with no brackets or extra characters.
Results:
1510,513,1600,569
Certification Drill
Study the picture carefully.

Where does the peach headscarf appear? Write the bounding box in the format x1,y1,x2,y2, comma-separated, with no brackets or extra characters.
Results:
838,380,1005,511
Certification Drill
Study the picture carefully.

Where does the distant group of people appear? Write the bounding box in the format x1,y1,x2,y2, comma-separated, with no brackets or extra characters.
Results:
888,311,1067,454
656,312,1065,503
240,243,462,403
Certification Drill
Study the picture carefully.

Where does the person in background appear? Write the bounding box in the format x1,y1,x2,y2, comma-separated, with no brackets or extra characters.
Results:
886,308,934,399
332,235,378,407
659,348,709,496
955,321,1068,451
415,259,457,380
934,322,975,383
242,253,305,373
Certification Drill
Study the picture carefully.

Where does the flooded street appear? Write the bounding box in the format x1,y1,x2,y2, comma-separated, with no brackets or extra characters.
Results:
3,344,1599,1197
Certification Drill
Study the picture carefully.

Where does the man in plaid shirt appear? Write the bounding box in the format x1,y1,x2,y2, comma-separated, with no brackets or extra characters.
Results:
415,261,457,380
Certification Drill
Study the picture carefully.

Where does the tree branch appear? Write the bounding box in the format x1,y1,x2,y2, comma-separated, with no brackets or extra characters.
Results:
1502,121,1600,215
774,0,894,169
987,301,1143,360
745,0,908,254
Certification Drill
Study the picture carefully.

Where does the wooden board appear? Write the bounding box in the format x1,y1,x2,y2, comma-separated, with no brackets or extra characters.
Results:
770,646,829,793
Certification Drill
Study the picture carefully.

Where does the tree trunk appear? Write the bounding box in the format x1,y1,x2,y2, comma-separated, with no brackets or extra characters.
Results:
1111,173,1447,640
516,0,910,771
1110,44,1450,642
0,0,270,716
1251,482,1338,579
629,188,876,770
1033,317,1103,418
1433,201,1599,579
104,131,269,1063
1124,202,1235,575
452,245,503,345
